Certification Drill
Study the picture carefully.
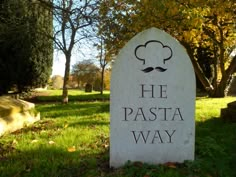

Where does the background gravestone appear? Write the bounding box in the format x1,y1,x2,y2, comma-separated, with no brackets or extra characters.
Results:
221,101,236,122
110,27,196,168
85,83,93,92
228,75,236,95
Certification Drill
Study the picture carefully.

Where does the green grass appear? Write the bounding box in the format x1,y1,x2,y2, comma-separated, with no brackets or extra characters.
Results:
43,89,110,96
195,97,235,121
0,96,236,177
0,102,110,177
30,89,110,102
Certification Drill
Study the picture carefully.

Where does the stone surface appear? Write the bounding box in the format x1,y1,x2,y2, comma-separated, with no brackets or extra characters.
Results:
110,28,196,168
227,101,236,109
228,76,236,95
221,101,236,122
85,83,93,92
0,96,40,136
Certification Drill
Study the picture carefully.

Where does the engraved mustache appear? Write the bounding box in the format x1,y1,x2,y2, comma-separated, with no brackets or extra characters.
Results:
142,66,167,73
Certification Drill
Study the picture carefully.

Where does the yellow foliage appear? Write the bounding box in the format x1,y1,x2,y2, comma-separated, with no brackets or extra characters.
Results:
67,146,76,152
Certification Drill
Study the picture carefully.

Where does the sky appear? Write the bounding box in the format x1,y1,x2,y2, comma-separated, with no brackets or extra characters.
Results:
52,44,98,77
52,52,66,76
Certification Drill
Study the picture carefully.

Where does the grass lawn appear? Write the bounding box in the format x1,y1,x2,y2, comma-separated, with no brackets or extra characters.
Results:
0,94,236,177
28,89,110,102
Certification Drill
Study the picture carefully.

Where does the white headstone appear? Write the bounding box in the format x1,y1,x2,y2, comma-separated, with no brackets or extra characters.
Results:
110,28,196,168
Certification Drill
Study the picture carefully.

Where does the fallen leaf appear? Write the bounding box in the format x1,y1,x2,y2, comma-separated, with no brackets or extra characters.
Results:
103,144,109,148
164,162,177,168
48,140,55,145
12,139,18,146
67,146,76,152
31,140,38,143
25,168,31,172
134,161,143,167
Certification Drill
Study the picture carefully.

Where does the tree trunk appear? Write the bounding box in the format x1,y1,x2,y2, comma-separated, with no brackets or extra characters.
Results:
182,42,214,94
215,86,226,97
208,86,224,98
62,54,71,103
209,56,236,98
100,66,105,95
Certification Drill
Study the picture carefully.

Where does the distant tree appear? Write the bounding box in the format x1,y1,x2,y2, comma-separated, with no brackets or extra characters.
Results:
67,75,78,89
103,69,111,90
51,75,64,89
0,0,53,95
92,68,111,91
72,60,100,90
95,36,112,94
39,0,99,103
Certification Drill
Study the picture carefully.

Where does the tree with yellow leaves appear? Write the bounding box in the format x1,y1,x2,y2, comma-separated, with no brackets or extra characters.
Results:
98,0,236,97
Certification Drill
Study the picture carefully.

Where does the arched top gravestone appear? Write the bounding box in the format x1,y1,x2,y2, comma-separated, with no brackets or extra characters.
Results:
110,28,196,168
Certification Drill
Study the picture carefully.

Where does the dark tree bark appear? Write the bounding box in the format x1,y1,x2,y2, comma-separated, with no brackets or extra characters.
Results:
183,42,236,98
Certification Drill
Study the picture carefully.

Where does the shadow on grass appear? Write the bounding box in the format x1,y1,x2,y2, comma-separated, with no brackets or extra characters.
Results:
9,102,110,135
36,102,109,119
1,102,236,177
195,117,236,177
2,117,235,177
0,146,111,177
69,120,109,128
1,101,111,176
29,93,110,103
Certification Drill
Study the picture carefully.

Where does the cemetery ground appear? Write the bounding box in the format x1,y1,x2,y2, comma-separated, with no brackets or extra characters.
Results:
0,90,236,177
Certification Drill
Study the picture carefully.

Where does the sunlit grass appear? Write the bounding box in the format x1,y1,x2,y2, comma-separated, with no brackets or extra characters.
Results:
32,89,110,102
44,89,110,96
195,96,235,121
0,102,110,177
0,96,235,177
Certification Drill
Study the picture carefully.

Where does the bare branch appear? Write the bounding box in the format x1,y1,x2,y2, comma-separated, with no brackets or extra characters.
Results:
37,0,99,102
